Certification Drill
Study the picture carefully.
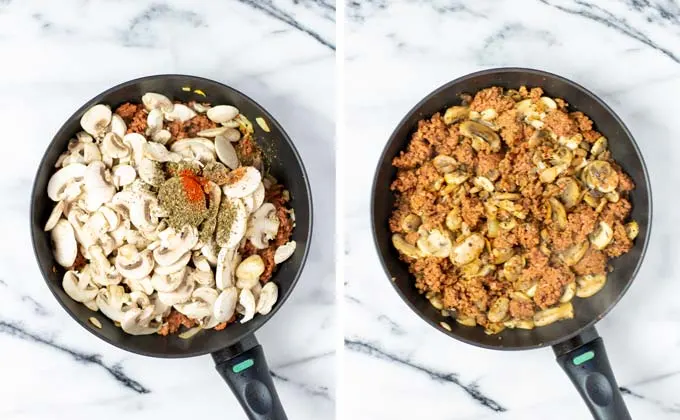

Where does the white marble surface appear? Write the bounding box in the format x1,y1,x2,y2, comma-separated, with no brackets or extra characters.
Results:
344,0,680,418
0,1,335,419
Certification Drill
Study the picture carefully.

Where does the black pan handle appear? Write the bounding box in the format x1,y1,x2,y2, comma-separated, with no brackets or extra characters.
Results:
552,326,630,420
212,334,287,420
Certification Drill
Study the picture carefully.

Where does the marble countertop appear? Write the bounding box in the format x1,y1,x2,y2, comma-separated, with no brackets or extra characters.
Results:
0,1,335,419
344,0,680,419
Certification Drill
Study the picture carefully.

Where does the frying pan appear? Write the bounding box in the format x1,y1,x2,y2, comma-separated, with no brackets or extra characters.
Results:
30,75,313,420
372,68,651,419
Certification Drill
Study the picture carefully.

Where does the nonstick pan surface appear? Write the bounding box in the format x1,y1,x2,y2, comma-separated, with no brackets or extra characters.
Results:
30,75,312,419
371,68,651,419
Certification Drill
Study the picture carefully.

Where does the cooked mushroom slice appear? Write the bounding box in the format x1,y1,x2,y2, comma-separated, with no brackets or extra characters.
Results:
605,191,620,203
540,96,558,110
151,267,187,293
391,234,421,259
473,176,494,192
576,274,607,298
560,282,576,303
47,163,87,201
492,247,514,264
488,297,509,323
432,155,457,174
556,177,581,209
455,314,477,327
625,221,639,240
239,288,256,323
274,241,296,264
445,208,462,232
539,164,568,184
443,106,469,125
548,198,567,230
101,133,130,159
558,133,583,150
589,221,613,250
142,92,174,112
460,121,501,152
63,270,99,303
256,282,278,315
216,246,239,290
590,136,608,157
175,287,218,321
235,255,265,289
503,255,525,281
215,135,240,170
44,201,66,231
207,105,239,124
551,147,573,167
401,214,422,233
582,161,619,193
503,319,535,330
560,241,589,266
534,302,574,327
450,234,484,266
157,270,195,306
246,203,279,249
80,104,112,138
444,171,469,186
164,103,196,122
95,285,130,323
121,306,160,335
416,228,452,258
222,167,262,198
52,220,78,267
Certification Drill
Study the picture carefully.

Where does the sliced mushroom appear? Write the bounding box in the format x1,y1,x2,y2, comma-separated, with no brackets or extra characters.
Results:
548,198,567,230
251,183,266,211
62,270,99,303
488,297,509,323
539,164,568,184
216,246,239,289
432,155,457,174
137,158,165,187
197,126,229,137
151,267,187,293
625,221,639,240
124,276,154,295
153,225,198,266
115,245,155,280
223,127,241,142
80,104,112,138
560,241,589,266
217,197,249,249
52,219,78,267
47,163,87,201
560,282,576,303
534,302,574,327
239,288,256,323
111,164,136,188
450,234,484,266
207,105,239,123
503,255,525,281
416,228,452,258
214,287,238,322
215,135,240,169
44,201,66,231
274,241,296,264
201,240,218,266
142,92,174,112
83,161,115,212
460,120,501,152
582,161,619,193
95,285,130,323
557,177,581,209
443,106,469,125
391,234,421,259
143,142,181,163
589,221,613,250
164,103,196,122
121,306,160,335
174,286,218,321
235,255,265,288
222,167,262,198
576,274,607,298
154,251,191,275
122,133,147,166
401,214,422,233
146,108,164,134
590,136,608,157
255,282,278,315
101,133,130,159
246,203,279,250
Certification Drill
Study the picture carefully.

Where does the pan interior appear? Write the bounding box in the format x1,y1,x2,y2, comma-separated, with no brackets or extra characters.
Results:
372,69,651,350
31,75,312,358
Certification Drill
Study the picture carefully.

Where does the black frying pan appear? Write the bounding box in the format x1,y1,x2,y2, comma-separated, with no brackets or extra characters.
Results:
30,75,313,420
372,68,651,419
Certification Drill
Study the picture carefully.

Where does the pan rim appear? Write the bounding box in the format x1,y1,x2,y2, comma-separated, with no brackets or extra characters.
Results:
370,67,652,351
30,74,314,358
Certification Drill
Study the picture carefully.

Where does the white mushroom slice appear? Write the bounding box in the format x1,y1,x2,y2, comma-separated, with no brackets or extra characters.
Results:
146,108,164,134
223,127,241,142
121,306,160,335
201,240,218,266
142,92,174,112
164,103,196,122
255,282,278,315
125,276,154,295
191,102,210,113
157,271,195,306
52,220,77,267
84,211,110,238
152,129,172,145
153,225,198,265
66,207,96,248
63,182,84,202
590,221,614,250
242,195,256,214
109,219,130,247
44,201,65,231
80,104,112,137
189,268,215,287
83,299,99,311
216,247,239,290
207,105,239,123
137,158,164,187
197,127,229,137
151,267,187,293
154,251,191,275
235,255,264,288
83,161,115,212
63,270,99,303
217,198,248,249
115,245,155,280
170,137,216,152
95,285,130,323
222,167,262,198
109,114,127,138
450,234,485,266
246,203,279,249
129,197,160,232
192,252,212,271
76,131,94,143
251,282,262,302
143,142,181,163
112,165,136,188
251,183,265,211
47,163,87,201
214,287,238,322
215,135,239,169
122,133,147,167
101,133,130,159
274,241,296,264
239,288,256,323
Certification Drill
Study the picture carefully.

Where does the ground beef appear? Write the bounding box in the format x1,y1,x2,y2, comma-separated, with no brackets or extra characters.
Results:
516,223,540,249
442,277,488,317
115,102,140,121
534,266,574,309
259,247,276,283
412,257,452,293
476,152,503,178
601,199,632,226
461,195,485,228
469,87,515,113
167,114,218,142
573,247,607,276
393,137,432,169
543,110,578,138
570,111,593,132
496,109,523,146
158,309,196,336
452,141,476,166
126,107,148,134
509,298,535,320
605,222,633,257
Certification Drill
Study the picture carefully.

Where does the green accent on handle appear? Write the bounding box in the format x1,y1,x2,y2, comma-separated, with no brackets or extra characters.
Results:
232,359,254,373
573,351,595,366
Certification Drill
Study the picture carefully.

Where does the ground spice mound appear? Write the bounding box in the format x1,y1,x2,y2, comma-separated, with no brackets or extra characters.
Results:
389,85,637,334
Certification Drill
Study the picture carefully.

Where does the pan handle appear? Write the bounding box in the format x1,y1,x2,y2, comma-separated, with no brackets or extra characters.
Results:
552,326,630,420
212,334,287,420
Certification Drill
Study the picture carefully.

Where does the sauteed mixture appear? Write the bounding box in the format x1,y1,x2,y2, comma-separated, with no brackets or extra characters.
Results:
45,93,296,336
389,86,638,334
